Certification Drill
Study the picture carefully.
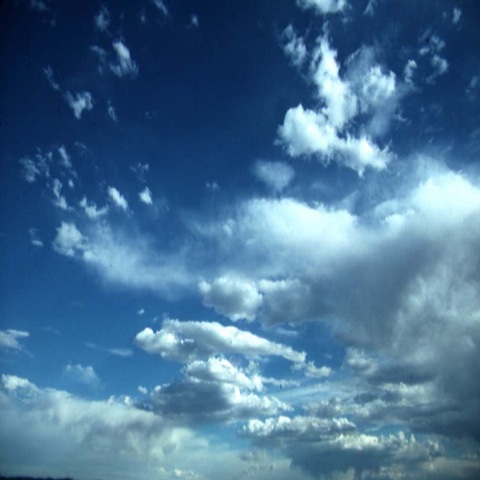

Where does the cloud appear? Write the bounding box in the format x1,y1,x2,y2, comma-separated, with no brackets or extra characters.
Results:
52,222,86,257
29,227,44,247
108,186,129,210
0,329,29,351
277,35,399,175
131,162,150,181
419,32,449,84
252,161,295,193
52,221,190,296
86,342,133,358
0,374,195,480
135,318,306,364
199,276,263,322
43,65,60,90
152,0,168,16
63,363,100,386
19,152,51,183
58,145,72,168
281,25,307,67
107,100,118,122
296,0,348,15
51,178,69,210
94,5,110,32
64,91,94,119
110,41,138,78
139,186,153,205
80,197,109,219
190,14,199,28
452,7,462,25
143,357,292,423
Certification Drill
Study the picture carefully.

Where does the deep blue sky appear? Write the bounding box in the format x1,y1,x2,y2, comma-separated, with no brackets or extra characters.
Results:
1,1,480,479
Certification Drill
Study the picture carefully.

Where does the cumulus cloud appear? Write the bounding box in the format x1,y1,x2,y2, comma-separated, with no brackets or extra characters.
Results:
296,0,348,15
199,276,263,322
110,40,138,78
64,91,94,119
80,197,109,219
0,374,194,480
52,222,86,257
29,227,44,247
94,5,110,32
0,329,29,351
139,186,153,205
252,160,295,193
108,186,128,210
135,318,306,364
143,357,291,423
281,25,307,67
19,151,51,183
63,363,100,386
278,36,399,175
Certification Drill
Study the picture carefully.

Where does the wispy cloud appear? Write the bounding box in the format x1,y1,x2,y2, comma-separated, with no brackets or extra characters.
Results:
64,91,94,119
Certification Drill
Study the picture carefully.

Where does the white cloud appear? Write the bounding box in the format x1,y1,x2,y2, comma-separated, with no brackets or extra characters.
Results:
80,197,109,219
57,145,72,168
0,374,195,480
51,178,69,210
86,342,133,358
296,0,348,15
452,7,462,25
43,65,60,90
281,25,307,67
108,186,129,210
135,318,306,364
110,41,138,78
0,329,29,351
64,363,100,386
404,59,417,84
252,161,295,193
137,308,145,315
190,14,199,28
199,276,263,322
152,0,168,16
139,186,153,205
64,91,94,119
52,222,86,257
107,101,118,122
29,228,44,247
94,5,110,32
19,152,50,183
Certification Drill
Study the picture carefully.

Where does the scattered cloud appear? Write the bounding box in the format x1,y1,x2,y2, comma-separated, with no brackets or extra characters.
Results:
86,342,133,358
296,0,348,15
452,7,462,25
190,14,199,28
131,162,150,182
94,5,111,32
51,178,69,210
135,318,306,364
43,65,60,90
137,308,145,316
52,222,86,257
64,91,94,119
80,197,109,219
252,160,295,193
152,0,168,17
0,329,29,351
139,187,153,205
281,25,307,67
107,100,118,122
29,227,44,247
108,186,129,210
64,363,100,386
110,40,138,78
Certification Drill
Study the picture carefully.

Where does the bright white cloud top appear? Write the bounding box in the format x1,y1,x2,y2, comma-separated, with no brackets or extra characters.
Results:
2,1,480,480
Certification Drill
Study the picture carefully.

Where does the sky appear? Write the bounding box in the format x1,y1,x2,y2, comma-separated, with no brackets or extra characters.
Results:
1,0,480,479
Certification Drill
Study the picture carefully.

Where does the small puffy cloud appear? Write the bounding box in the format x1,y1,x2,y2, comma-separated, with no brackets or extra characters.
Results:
43,65,60,90
80,197,109,219
29,227,44,247
282,25,307,67
94,5,110,32
64,91,94,119
19,152,50,183
52,178,69,210
452,7,462,25
190,14,199,28
252,160,295,193
137,308,145,316
107,101,118,122
64,363,100,386
110,41,138,78
0,329,29,351
296,0,348,15
108,186,128,210
419,32,449,83
152,0,168,16
135,318,306,363
139,187,153,205
52,222,86,257
199,276,263,322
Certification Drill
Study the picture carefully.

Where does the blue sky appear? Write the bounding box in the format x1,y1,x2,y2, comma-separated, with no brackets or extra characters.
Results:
1,1,480,479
